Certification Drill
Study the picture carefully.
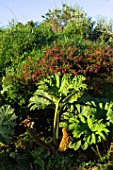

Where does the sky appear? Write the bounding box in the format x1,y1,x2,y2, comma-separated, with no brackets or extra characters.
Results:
0,0,113,26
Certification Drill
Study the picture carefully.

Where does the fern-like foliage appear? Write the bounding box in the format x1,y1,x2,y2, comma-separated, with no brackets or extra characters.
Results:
0,105,17,144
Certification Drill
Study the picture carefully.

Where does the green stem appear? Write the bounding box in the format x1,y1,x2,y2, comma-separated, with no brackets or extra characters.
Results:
96,144,103,161
53,102,59,146
91,146,97,155
91,145,102,161
63,90,75,103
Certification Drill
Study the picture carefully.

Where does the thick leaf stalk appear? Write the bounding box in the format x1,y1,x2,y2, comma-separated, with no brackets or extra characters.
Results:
53,101,60,146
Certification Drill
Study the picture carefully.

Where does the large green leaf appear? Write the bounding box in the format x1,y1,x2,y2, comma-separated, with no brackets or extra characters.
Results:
0,105,17,144
29,89,54,110
60,98,113,151
69,140,81,150
29,73,87,111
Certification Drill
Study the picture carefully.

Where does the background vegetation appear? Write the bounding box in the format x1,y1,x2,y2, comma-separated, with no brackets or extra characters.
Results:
0,3,113,169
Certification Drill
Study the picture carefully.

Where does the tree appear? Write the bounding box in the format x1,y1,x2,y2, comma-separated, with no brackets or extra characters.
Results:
92,16,113,44
42,3,95,39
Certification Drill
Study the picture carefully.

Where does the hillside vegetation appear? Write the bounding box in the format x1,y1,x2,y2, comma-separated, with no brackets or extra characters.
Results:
0,3,113,170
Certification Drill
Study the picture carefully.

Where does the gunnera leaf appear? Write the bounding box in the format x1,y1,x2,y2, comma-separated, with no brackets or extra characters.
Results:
0,105,17,144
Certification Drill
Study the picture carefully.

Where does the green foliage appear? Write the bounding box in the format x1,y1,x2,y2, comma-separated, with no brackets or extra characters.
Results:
3,6,111,100
43,3,94,35
0,104,17,144
34,22,56,47
46,153,77,170
29,73,87,110
0,151,33,170
0,22,36,76
63,14,94,40
0,2,113,168
1,68,16,98
31,147,50,170
93,17,113,44
0,153,16,170
13,152,33,170
16,39,113,99
29,73,87,145
60,99,113,151
1,67,36,117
